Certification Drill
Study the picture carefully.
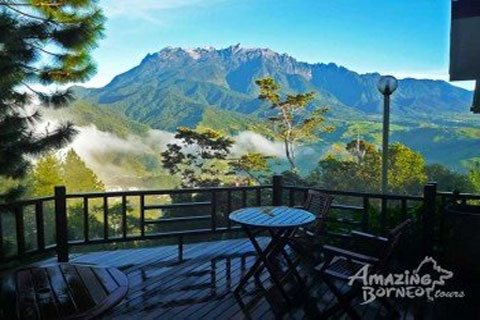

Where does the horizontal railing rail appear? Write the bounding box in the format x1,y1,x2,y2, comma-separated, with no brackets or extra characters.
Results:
1,175,479,268
282,185,424,201
64,185,273,198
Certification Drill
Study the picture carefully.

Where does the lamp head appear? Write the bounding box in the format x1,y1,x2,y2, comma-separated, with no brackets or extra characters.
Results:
377,75,398,96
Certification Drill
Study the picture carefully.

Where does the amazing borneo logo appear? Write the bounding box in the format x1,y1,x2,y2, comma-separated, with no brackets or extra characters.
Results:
348,257,465,304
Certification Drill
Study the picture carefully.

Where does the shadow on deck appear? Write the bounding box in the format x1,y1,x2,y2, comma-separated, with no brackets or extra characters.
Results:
8,238,422,320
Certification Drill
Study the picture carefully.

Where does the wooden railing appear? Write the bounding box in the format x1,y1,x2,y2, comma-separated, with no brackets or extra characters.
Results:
0,184,273,266
1,175,479,267
0,196,56,263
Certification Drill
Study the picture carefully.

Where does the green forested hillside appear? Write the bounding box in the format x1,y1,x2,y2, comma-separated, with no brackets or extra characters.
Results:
46,100,150,138
66,45,479,174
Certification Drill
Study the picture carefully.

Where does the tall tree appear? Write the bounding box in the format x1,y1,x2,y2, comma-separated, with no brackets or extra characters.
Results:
30,152,63,196
62,149,105,192
255,77,333,171
0,0,105,200
468,161,480,192
388,143,427,194
426,164,475,192
162,127,234,188
161,127,271,188
310,140,381,192
313,141,427,194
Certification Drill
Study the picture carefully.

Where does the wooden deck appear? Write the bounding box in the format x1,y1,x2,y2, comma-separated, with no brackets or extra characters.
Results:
4,238,419,319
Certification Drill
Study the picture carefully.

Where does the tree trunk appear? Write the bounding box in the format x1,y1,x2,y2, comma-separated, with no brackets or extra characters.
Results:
285,138,296,171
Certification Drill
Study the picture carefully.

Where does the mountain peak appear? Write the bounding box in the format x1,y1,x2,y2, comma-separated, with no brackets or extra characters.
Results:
99,44,472,120
147,44,289,63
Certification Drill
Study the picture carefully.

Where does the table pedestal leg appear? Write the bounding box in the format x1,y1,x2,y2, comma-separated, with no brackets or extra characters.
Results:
235,226,309,304
236,227,292,303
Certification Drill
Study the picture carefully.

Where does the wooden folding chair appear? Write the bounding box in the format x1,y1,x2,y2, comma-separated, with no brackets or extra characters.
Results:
315,219,412,319
289,190,334,263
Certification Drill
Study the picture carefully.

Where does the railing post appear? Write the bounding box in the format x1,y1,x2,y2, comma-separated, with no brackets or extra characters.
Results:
35,202,45,251
15,206,25,259
423,182,437,256
55,186,69,263
178,235,184,262
362,197,369,231
211,191,217,232
272,174,283,206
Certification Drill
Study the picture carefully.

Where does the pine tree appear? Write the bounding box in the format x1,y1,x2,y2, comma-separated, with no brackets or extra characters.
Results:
30,152,64,196
62,149,105,192
0,0,105,200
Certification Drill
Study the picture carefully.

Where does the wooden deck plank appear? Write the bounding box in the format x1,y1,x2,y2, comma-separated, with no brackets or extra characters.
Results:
113,240,236,305
159,255,258,319
177,256,254,319
105,240,258,319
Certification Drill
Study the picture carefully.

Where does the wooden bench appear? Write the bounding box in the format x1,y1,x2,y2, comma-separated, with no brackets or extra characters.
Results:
0,263,128,320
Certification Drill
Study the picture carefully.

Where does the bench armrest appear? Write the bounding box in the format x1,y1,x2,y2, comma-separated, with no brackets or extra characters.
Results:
322,244,379,264
351,231,388,243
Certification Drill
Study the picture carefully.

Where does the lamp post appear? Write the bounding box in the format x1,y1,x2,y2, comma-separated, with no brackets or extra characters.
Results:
377,76,398,194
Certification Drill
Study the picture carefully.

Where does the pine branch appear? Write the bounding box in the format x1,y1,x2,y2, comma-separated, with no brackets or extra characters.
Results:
4,4,53,22
0,2,64,7
30,44,63,57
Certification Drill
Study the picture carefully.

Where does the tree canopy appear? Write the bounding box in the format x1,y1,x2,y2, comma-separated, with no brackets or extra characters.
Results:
29,149,105,196
62,149,105,192
255,77,334,171
313,140,427,194
0,0,105,200
161,127,271,188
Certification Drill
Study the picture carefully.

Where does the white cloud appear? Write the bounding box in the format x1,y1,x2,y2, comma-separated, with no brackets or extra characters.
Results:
68,127,286,183
231,131,285,158
69,125,176,160
64,125,176,187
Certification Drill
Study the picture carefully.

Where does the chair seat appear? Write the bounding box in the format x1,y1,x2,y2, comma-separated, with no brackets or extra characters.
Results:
315,256,371,280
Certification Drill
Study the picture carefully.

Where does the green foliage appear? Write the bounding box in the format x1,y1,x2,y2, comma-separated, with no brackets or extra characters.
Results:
426,164,475,193
28,150,105,196
468,162,480,192
67,200,139,240
197,107,275,138
0,0,105,200
49,100,150,138
313,141,428,194
388,144,427,194
30,152,64,196
230,153,272,185
255,77,334,171
161,127,235,187
63,149,105,192
161,127,271,187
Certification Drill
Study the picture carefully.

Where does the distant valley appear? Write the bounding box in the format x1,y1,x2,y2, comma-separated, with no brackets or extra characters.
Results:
60,45,479,186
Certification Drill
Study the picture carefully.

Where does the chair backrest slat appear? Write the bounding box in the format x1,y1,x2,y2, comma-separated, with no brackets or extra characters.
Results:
378,219,412,269
302,190,334,234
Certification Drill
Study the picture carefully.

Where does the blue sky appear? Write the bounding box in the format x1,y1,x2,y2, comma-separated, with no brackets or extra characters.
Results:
85,0,473,89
